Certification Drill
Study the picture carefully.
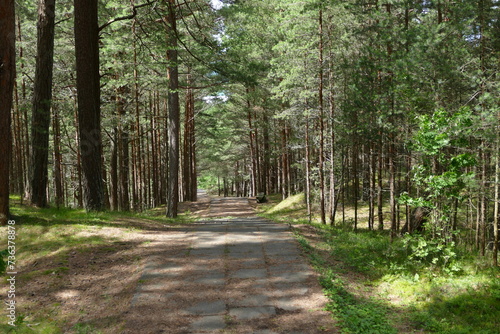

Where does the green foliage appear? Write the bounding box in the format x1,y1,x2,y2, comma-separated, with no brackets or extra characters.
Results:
197,175,219,194
408,277,500,333
281,200,500,334
322,223,500,333
295,230,397,334
319,226,392,278
0,319,62,334
72,323,103,334
401,107,479,239
399,233,461,275
0,249,8,274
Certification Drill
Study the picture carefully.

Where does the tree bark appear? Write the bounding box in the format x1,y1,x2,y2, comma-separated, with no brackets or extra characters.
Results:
74,0,105,211
305,113,312,223
0,0,16,225
247,89,257,197
111,129,118,210
183,72,196,202
53,105,64,208
117,89,130,211
377,138,384,230
318,8,326,224
166,0,180,217
494,122,499,266
29,0,56,208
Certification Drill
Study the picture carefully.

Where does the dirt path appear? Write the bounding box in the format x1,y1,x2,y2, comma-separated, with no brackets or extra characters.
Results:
124,195,336,333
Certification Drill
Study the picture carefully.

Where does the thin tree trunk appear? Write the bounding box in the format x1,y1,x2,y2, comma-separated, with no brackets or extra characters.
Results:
247,90,257,197
328,46,337,225
16,16,30,202
117,89,130,211
74,99,83,208
353,142,359,231
369,143,376,230
150,92,159,205
305,113,312,223
253,108,262,194
389,141,397,240
341,146,347,223
262,111,270,195
146,116,152,207
13,81,24,198
480,147,487,256
183,72,196,202
191,96,197,201
494,124,499,266
53,104,64,208
318,8,326,224
377,139,384,230
111,129,118,210
281,122,288,200
166,0,180,217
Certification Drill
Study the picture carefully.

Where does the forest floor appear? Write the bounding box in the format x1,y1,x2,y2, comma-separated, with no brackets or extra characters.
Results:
1,193,337,334
5,194,497,333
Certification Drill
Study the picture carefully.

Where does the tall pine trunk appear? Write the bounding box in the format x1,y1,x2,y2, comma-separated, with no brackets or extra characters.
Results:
318,8,326,224
74,0,105,211
166,0,180,217
117,89,130,211
0,0,16,225
29,0,56,207
247,88,257,197
305,113,312,223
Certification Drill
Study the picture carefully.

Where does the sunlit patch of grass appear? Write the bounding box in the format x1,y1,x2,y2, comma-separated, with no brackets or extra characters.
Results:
295,232,397,334
141,206,198,225
0,198,196,333
378,273,500,333
267,193,305,214
318,226,392,279
0,322,63,334
259,193,315,224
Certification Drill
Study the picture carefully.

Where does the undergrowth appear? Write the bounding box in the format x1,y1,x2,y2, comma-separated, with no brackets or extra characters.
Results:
322,227,500,333
260,194,500,334
295,232,397,334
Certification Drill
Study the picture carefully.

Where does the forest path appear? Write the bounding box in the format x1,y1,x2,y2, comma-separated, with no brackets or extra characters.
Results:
124,195,336,333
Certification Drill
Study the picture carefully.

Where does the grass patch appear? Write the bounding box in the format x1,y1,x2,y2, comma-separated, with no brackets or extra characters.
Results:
267,193,306,214
0,197,195,333
295,232,397,334
0,321,62,334
259,193,312,224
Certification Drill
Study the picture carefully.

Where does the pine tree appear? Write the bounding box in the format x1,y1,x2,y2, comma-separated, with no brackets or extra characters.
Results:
166,0,180,218
29,0,56,208
74,0,105,211
0,0,16,225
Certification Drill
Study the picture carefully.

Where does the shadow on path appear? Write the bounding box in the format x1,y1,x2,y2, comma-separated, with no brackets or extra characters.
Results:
124,196,337,333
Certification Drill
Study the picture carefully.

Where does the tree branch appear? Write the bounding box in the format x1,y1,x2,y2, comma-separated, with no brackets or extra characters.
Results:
99,1,155,32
